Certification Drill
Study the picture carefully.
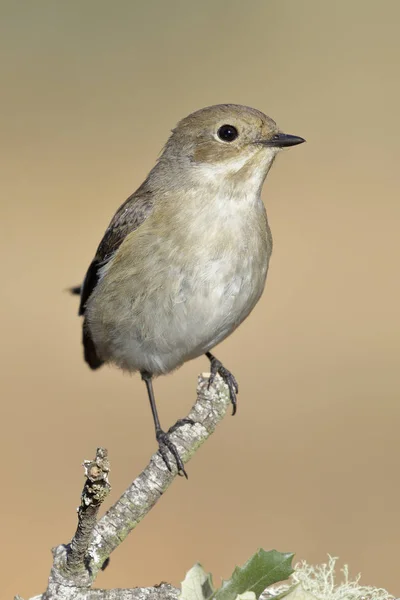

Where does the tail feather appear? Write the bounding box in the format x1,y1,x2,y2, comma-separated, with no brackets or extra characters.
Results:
70,284,103,369
83,323,104,370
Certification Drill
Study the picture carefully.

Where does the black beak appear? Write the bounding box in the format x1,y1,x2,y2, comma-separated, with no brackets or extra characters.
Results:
264,132,306,148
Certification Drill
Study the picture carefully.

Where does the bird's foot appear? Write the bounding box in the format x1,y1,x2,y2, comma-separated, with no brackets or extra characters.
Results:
168,417,195,434
207,353,239,415
156,419,195,479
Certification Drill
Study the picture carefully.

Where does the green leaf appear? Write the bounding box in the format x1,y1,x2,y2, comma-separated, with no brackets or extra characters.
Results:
214,549,294,600
180,562,215,600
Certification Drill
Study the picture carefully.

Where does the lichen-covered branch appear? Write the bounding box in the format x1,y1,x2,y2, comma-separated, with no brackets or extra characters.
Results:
20,584,179,600
66,447,111,576
87,374,230,578
21,374,230,600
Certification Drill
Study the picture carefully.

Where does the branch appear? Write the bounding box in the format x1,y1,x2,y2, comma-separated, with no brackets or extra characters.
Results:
87,373,230,578
28,583,180,600
21,373,230,600
66,448,111,575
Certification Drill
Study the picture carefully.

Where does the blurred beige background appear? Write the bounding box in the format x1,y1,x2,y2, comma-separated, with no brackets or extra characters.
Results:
1,0,399,597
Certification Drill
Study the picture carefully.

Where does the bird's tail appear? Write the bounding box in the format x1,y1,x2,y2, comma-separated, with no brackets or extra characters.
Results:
69,285,104,370
83,320,104,370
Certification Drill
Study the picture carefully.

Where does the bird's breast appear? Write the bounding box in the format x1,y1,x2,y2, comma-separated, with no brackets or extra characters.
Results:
87,191,272,374
149,191,273,355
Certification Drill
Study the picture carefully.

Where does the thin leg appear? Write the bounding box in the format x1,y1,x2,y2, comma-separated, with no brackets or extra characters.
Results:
205,352,239,416
142,371,162,431
141,371,193,478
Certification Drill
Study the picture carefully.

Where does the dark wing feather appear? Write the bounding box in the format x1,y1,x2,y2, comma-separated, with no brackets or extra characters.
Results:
78,186,154,370
79,187,154,316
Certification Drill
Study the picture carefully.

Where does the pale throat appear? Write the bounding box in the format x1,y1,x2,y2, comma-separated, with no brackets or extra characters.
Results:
191,146,278,198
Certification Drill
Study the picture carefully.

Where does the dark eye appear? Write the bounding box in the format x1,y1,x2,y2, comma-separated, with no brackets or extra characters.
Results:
217,124,239,142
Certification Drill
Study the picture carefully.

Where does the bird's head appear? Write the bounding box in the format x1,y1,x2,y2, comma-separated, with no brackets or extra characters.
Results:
161,104,305,187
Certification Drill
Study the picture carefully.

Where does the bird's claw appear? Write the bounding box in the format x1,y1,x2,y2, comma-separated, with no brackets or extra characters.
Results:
168,417,195,434
207,355,239,415
156,419,195,479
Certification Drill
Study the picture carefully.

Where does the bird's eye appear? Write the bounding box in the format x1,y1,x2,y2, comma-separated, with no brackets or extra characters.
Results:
217,124,239,142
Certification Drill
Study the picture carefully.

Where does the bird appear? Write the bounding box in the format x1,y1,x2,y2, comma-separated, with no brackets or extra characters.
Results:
72,104,305,477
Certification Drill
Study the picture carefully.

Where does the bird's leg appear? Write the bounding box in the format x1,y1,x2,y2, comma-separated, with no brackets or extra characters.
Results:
141,371,193,478
205,351,239,415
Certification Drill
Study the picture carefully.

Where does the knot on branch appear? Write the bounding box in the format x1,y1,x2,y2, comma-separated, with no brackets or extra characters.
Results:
82,448,111,507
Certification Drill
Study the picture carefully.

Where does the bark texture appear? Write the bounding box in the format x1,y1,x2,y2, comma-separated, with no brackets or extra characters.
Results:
19,374,231,600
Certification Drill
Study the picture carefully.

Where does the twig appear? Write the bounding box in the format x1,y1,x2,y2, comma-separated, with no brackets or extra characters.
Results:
66,447,111,575
21,373,230,600
36,583,179,600
87,374,230,578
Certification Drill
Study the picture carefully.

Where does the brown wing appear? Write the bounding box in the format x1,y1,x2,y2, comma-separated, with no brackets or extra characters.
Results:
78,185,155,370
78,186,154,316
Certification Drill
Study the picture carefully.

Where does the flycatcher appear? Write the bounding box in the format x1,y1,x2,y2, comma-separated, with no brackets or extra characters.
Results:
73,104,305,477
